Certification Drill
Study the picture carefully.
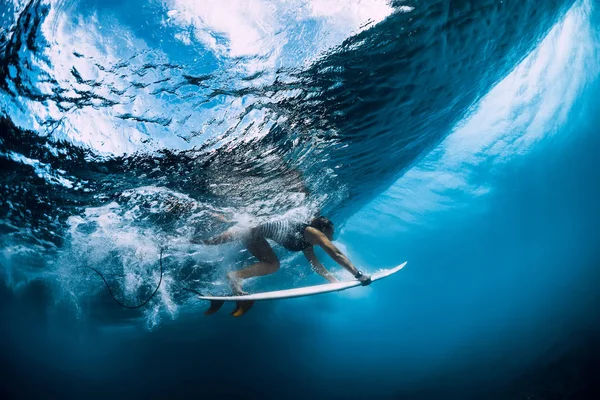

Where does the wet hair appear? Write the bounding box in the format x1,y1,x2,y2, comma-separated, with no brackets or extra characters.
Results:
311,216,334,238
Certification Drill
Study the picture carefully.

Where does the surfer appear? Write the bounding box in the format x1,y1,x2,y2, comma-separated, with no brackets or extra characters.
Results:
193,216,371,295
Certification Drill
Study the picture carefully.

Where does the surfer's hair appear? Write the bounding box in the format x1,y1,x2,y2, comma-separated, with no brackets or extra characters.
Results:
311,216,334,236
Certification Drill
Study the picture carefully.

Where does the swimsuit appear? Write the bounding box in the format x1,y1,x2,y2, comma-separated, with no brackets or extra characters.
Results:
255,220,312,252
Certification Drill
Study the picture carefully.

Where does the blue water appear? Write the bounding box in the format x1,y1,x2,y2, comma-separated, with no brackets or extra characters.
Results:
2,0,600,398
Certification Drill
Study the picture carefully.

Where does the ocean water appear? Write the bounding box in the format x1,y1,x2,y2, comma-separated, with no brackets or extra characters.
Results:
1,0,600,398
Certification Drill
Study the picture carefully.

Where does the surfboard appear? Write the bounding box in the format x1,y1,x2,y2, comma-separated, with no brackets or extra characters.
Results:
197,261,407,317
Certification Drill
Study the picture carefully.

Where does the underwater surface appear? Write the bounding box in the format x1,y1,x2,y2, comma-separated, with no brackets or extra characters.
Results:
1,0,600,398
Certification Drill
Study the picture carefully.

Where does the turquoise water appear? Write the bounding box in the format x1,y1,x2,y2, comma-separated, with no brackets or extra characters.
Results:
2,0,600,398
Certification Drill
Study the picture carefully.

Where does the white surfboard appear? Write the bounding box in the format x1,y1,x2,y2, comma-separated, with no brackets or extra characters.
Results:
198,261,407,316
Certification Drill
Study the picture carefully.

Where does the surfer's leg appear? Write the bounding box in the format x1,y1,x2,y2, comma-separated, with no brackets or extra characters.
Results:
227,229,280,294
192,229,235,245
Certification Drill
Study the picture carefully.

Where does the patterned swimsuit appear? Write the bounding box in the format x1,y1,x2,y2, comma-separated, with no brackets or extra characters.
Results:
254,220,312,251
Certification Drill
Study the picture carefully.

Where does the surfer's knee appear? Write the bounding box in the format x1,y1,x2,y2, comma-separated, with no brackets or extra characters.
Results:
264,258,280,273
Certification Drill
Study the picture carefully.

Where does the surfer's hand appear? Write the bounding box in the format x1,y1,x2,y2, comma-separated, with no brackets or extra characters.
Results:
355,271,371,285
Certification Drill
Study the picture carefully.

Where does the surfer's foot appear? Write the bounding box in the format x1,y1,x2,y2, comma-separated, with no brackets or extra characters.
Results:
227,272,248,296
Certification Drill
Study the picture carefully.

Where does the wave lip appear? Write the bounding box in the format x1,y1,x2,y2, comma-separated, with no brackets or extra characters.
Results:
0,0,581,325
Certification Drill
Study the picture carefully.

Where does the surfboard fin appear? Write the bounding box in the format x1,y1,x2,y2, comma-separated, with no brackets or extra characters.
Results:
232,301,254,317
204,300,225,315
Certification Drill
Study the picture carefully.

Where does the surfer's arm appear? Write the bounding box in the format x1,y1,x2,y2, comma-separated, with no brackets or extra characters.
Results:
304,227,371,284
308,231,359,275
303,248,338,283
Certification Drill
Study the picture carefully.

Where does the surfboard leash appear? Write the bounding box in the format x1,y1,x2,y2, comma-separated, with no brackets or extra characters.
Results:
85,247,165,309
